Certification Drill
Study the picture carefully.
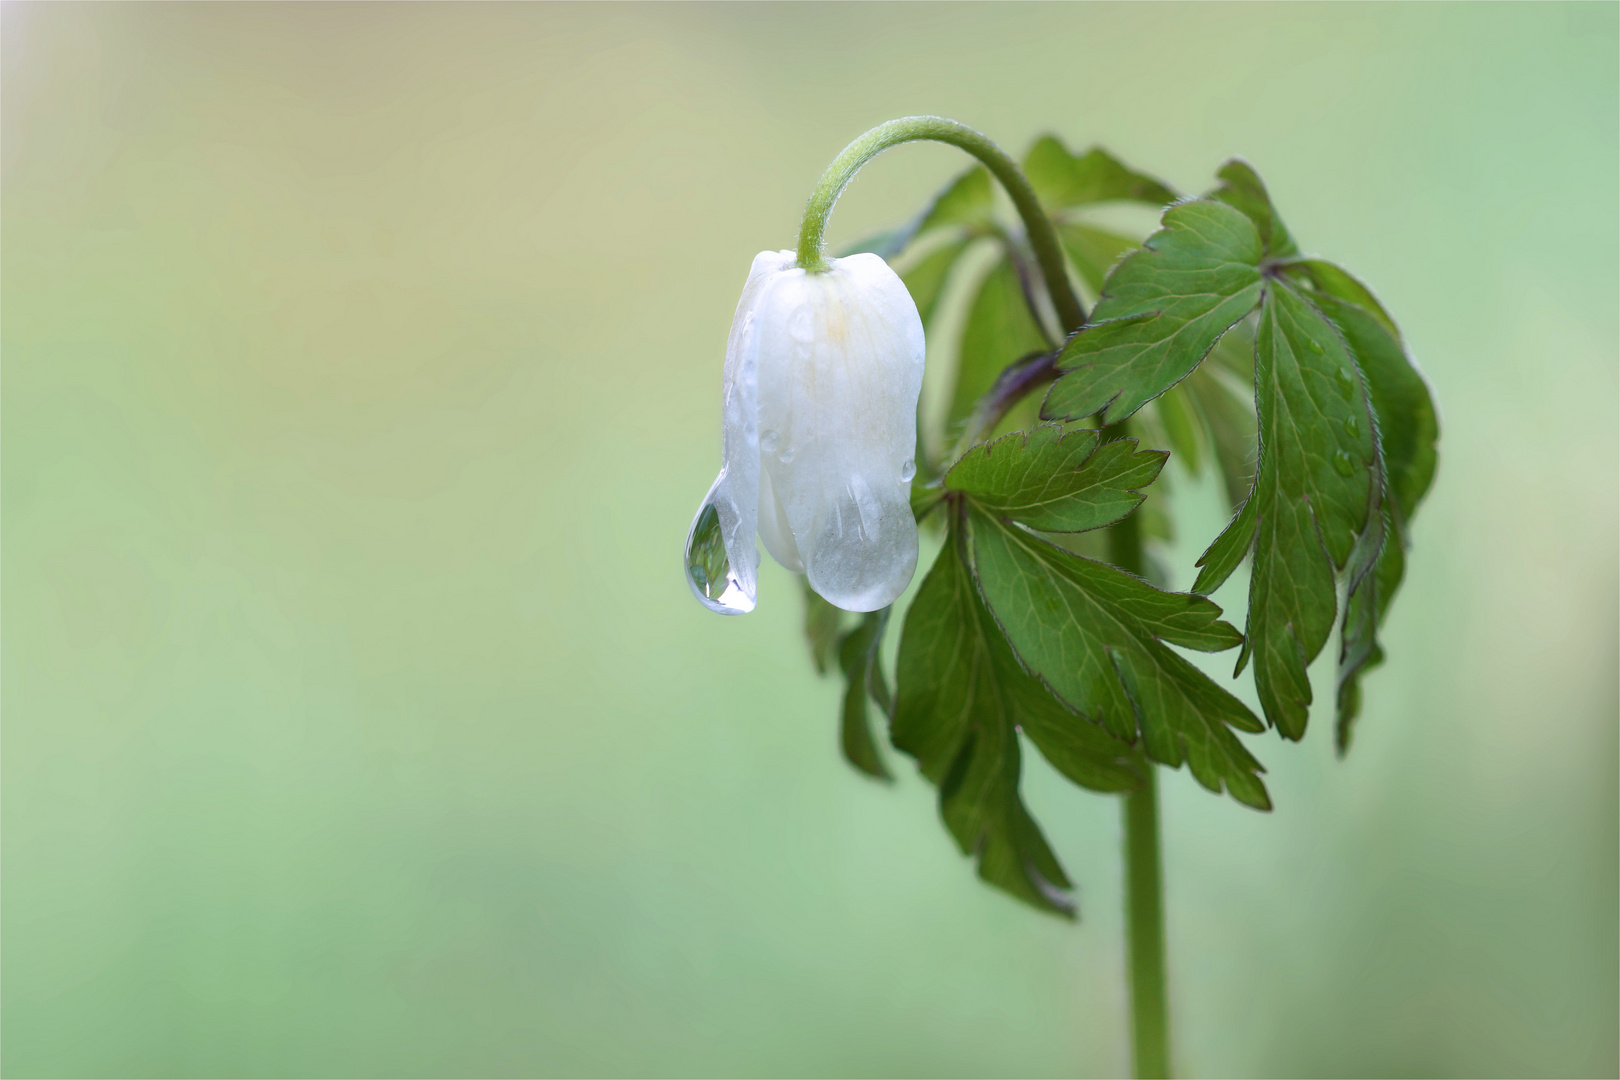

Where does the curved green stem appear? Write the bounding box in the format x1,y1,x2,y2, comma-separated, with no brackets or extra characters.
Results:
796,116,1087,334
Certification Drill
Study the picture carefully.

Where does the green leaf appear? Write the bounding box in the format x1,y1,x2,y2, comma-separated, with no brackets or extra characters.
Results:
948,247,1052,429
901,236,973,328
1024,136,1178,210
801,577,843,676
1190,491,1258,596
841,167,992,261
1290,264,1439,515
1153,384,1204,476
1284,262,1438,748
1335,505,1402,753
910,482,947,523
895,530,1141,917
945,423,1167,534
918,166,994,235
1193,282,1381,739
1042,200,1265,426
1182,332,1259,512
837,229,910,260
1209,159,1298,259
838,608,894,781
1058,223,1139,296
1287,259,1400,340
965,506,1269,809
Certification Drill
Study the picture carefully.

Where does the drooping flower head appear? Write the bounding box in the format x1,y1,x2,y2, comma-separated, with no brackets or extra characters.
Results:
686,250,925,614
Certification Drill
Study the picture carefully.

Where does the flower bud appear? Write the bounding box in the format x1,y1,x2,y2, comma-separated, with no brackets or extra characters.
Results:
687,250,925,614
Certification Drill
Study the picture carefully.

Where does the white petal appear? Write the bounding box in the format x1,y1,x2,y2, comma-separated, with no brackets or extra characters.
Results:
756,461,802,573
753,253,925,611
714,250,796,607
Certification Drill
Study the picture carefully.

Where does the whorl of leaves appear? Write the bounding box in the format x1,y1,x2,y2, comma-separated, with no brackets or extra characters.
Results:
806,139,1435,914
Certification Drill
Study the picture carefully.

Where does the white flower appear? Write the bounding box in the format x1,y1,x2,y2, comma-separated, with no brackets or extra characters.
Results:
688,249,925,614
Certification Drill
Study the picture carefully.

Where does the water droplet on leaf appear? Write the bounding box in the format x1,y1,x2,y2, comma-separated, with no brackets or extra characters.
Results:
685,478,754,615
1332,449,1356,477
1343,415,1360,439
1335,368,1355,395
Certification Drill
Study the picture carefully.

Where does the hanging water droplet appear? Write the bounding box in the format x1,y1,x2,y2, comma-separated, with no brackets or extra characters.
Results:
900,458,917,482
685,478,755,615
1343,414,1360,439
760,429,782,453
1335,368,1355,395
1332,449,1357,477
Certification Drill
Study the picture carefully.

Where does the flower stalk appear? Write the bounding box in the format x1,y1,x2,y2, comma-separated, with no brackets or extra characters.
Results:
794,116,1088,334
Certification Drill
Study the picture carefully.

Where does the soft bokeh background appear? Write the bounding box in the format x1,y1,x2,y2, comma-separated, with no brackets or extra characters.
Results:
4,3,1616,1077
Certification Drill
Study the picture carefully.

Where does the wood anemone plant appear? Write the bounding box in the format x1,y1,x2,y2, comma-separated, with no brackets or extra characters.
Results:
684,117,1439,1079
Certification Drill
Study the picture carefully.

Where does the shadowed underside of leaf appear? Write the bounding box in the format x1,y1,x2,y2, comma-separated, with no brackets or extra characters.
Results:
838,608,893,780
1183,352,1259,510
800,582,896,780
801,577,842,676
1042,200,1266,426
1024,135,1178,211
843,166,995,260
949,249,1052,429
1059,223,1140,298
918,166,994,235
901,236,973,328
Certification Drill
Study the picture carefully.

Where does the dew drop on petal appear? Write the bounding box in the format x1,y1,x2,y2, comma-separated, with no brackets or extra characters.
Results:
760,429,782,453
900,458,916,482
684,476,755,614
777,447,795,464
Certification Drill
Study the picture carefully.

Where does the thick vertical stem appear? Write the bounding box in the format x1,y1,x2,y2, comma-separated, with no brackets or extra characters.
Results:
1123,765,1170,1079
1105,420,1170,1078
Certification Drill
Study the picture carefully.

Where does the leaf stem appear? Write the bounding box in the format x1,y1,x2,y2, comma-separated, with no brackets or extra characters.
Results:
947,350,1059,464
796,116,1087,334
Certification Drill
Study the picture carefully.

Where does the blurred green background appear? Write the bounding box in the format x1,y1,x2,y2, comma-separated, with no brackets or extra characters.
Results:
4,3,1616,1077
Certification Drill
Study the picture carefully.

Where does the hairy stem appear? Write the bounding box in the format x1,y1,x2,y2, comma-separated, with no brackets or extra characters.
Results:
796,116,1087,333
